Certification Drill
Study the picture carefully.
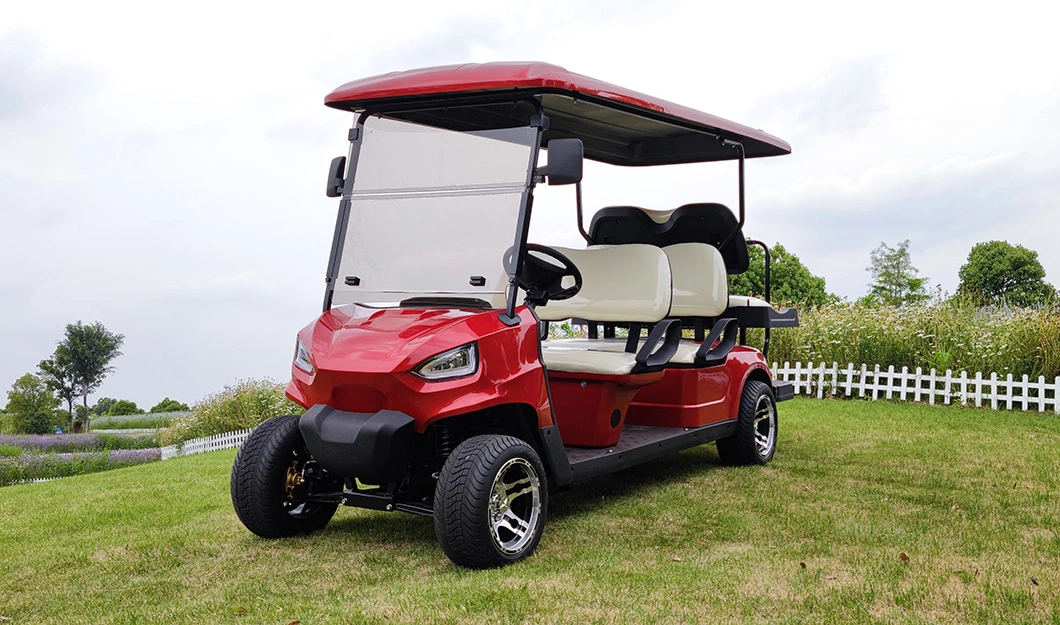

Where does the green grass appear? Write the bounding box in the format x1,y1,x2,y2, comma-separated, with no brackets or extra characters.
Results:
1,398,1058,624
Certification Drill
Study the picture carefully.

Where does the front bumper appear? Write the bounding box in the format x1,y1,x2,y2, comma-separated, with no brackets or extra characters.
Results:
298,405,415,484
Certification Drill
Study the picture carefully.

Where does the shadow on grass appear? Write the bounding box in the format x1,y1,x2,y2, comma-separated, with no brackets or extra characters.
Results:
548,444,727,522
306,443,730,550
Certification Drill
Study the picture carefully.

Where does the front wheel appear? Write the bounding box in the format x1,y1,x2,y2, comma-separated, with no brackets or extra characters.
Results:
716,380,777,465
434,435,548,568
231,414,339,538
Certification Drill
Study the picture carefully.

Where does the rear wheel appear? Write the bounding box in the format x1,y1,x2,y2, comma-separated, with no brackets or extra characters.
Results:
434,435,547,568
717,380,777,465
231,414,339,538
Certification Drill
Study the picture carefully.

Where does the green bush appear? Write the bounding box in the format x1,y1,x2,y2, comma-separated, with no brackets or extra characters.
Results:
0,444,23,458
106,400,144,416
159,380,302,446
764,299,1060,378
150,397,190,413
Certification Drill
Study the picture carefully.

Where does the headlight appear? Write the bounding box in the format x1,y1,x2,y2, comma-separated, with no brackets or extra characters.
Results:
413,343,478,381
293,338,314,374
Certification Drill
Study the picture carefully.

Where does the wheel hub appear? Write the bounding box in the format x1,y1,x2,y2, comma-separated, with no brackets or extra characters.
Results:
753,394,777,457
285,461,304,499
487,457,541,555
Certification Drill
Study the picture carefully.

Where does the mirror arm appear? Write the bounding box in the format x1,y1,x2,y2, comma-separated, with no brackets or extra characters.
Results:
575,182,592,244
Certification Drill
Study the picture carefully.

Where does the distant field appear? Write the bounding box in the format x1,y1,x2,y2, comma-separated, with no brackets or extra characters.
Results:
90,411,188,430
1,398,1058,624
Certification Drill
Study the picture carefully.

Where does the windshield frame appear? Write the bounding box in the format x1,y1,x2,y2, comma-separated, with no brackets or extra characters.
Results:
322,100,545,323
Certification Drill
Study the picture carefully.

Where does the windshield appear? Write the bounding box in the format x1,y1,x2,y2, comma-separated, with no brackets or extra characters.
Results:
330,116,537,308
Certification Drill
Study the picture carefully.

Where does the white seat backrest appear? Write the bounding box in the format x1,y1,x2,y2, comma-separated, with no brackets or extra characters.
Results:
664,243,728,317
535,245,672,323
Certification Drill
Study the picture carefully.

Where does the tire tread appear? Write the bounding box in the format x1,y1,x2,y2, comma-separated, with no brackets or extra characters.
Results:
716,380,776,466
434,435,547,568
230,414,337,538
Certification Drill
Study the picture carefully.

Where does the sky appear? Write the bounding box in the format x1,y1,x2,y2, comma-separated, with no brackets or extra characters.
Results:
2,0,1058,409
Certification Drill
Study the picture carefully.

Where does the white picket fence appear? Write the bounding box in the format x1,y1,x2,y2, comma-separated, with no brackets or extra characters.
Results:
772,362,1060,413
160,428,254,460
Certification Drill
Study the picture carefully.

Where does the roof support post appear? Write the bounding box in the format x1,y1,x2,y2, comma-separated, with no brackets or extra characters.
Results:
718,140,745,250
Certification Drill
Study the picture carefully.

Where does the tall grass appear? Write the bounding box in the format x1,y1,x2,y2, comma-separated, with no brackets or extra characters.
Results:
159,380,302,446
765,299,1060,378
91,412,186,430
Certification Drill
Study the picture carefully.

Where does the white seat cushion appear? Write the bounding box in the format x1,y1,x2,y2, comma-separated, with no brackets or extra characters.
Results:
728,295,772,308
543,338,626,352
540,344,638,375
541,337,703,368
670,341,701,365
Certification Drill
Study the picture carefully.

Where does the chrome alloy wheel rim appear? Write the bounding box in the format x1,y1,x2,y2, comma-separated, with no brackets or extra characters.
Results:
488,457,541,554
754,395,777,458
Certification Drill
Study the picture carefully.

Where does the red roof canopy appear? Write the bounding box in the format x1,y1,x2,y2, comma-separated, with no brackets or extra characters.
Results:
326,62,790,165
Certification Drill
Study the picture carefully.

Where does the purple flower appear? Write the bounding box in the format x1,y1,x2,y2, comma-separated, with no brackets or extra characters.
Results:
1,446,161,486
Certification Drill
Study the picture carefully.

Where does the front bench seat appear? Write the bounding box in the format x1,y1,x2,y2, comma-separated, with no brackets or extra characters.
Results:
535,244,679,375
542,242,735,368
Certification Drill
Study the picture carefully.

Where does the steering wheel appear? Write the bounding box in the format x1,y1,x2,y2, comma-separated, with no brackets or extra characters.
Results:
509,244,583,304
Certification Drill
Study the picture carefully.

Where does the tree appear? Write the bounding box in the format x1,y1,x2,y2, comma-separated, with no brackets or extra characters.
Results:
867,240,929,306
38,349,80,431
59,321,125,432
957,241,1056,307
90,397,118,416
106,399,144,416
729,243,835,307
6,373,60,435
150,397,190,413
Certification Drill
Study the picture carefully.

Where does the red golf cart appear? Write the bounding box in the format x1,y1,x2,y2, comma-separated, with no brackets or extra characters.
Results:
231,62,797,568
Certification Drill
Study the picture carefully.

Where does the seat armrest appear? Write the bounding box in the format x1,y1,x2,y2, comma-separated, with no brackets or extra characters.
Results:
632,319,682,373
694,317,739,367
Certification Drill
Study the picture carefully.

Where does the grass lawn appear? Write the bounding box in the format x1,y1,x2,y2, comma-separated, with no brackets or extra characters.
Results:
1,398,1058,624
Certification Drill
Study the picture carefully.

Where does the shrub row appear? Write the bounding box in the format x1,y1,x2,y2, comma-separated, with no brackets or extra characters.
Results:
159,380,303,447
0,448,160,487
763,300,1060,379
0,432,158,454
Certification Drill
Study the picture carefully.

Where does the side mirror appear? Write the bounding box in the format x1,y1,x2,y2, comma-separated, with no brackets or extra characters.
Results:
326,156,347,197
543,138,583,186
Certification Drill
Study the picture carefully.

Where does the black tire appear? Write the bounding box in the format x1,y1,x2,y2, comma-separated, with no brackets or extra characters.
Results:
231,414,338,538
434,435,548,569
716,380,778,466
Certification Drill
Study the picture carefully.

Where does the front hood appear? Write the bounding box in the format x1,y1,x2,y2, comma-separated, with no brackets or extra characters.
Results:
303,304,493,374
